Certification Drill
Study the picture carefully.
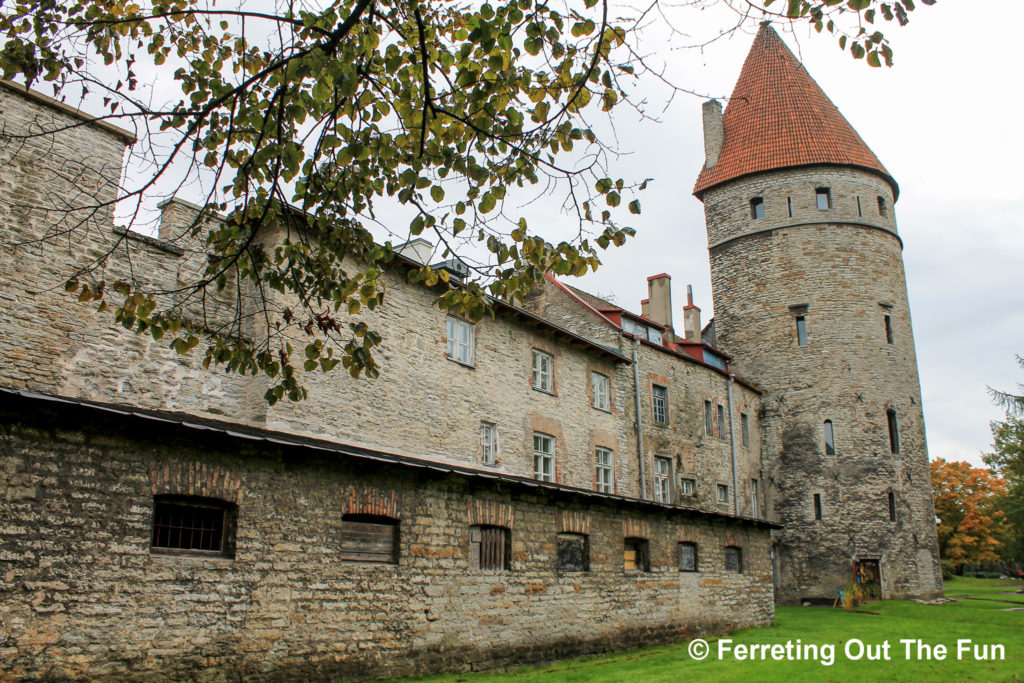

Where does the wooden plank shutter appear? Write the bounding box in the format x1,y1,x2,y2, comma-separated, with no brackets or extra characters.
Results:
340,520,396,563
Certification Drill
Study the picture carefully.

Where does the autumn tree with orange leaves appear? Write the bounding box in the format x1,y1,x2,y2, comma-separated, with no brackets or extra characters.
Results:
931,459,1007,570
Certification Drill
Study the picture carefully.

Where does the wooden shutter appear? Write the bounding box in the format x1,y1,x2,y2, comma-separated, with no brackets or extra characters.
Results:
340,519,397,563
480,526,506,570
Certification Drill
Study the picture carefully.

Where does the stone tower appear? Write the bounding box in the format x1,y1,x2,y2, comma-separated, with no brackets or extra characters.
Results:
694,24,942,603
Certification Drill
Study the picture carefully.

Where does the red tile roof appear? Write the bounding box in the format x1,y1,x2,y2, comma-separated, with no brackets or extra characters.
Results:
693,24,897,198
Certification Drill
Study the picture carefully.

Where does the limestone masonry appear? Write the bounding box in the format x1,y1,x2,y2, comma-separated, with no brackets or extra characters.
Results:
0,24,940,681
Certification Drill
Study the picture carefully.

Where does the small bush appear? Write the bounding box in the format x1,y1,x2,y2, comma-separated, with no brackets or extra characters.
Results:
941,560,956,581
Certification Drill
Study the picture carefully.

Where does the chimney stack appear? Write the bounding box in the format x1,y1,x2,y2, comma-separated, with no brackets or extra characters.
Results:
646,274,673,338
683,284,702,343
702,100,724,169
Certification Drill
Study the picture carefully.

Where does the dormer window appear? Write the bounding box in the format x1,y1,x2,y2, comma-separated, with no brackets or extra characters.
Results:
750,197,765,219
815,188,832,210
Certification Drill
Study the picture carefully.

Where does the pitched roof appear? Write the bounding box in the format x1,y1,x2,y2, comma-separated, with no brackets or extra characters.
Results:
693,24,897,198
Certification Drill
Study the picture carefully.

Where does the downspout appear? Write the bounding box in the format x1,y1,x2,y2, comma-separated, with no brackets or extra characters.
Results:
727,374,739,515
632,338,647,499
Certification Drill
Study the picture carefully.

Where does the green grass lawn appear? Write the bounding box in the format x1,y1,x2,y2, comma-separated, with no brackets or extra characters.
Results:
392,577,1024,682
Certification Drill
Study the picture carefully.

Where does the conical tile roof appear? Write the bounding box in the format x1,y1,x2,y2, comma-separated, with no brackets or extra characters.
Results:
693,24,897,198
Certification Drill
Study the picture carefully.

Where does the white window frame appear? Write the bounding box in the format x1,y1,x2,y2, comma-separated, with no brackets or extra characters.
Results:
750,479,759,516
480,422,498,465
653,456,671,503
717,484,729,503
651,385,669,424
595,447,613,494
533,433,555,482
591,372,610,411
532,350,553,393
679,478,695,496
446,316,475,366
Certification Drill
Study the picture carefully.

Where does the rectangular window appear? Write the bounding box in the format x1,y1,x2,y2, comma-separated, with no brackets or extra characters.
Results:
888,491,897,521
717,484,729,503
624,537,650,572
813,493,823,521
741,413,750,448
750,197,765,219
151,497,235,557
480,422,498,465
884,315,894,344
680,478,695,496
532,350,553,392
725,546,743,573
679,542,698,572
824,420,836,456
717,404,726,440
787,195,793,218
796,316,808,346
887,410,900,454
651,385,669,424
557,533,589,572
857,196,863,217
816,187,832,210
653,456,671,503
592,372,610,411
595,447,614,494
533,432,555,482
446,316,475,366
472,525,509,570
750,479,759,516
877,195,888,216
704,400,714,436
340,515,399,564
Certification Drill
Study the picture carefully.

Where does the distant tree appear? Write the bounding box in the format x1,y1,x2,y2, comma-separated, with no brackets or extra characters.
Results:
931,459,1007,571
0,0,936,403
988,354,1024,418
984,416,1024,566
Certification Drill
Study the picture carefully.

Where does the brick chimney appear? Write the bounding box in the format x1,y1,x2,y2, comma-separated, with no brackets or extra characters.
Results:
683,284,702,343
702,100,724,169
646,274,673,338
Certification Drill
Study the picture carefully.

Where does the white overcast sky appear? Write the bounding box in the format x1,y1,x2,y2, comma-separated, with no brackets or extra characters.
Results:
69,0,1019,467
561,1,1024,468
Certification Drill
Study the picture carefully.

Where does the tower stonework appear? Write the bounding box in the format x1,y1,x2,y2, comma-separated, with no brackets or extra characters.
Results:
695,25,943,603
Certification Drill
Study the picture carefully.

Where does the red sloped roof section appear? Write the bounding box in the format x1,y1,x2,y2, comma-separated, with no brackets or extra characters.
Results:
693,24,896,198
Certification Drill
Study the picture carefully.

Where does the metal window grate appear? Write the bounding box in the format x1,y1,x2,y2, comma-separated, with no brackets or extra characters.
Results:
480,526,507,570
152,501,226,552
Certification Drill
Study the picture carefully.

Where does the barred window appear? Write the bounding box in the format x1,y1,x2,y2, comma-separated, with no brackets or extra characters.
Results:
472,525,510,571
151,496,236,558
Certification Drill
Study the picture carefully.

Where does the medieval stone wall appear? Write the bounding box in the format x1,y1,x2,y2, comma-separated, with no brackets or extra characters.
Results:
0,395,774,681
701,166,942,602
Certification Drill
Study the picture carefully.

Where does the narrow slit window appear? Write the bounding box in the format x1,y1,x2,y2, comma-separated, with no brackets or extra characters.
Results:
824,420,836,455
741,413,750,449
716,404,726,441
750,197,765,219
884,315,894,344
877,195,888,216
787,196,793,217
886,409,900,454
704,399,714,436
816,188,832,210
796,316,808,346
888,491,897,521
813,493,823,521
856,196,863,216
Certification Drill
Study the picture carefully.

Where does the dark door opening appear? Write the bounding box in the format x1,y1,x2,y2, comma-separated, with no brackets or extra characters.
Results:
853,559,881,600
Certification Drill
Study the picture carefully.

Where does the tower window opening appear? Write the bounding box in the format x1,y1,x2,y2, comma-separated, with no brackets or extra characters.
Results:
888,491,896,521
824,420,835,455
787,196,793,217
816,188,832,210
884,315,894,344
877,196,888,216
856,196,863,217
750,197,765,219
795,316,808,346
813,493,823,521
886,409,900,454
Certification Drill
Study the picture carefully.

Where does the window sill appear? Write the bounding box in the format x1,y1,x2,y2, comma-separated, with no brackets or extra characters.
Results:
149,550,234,562
592,405,612,414
446,356,475,369
532,387,556,396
